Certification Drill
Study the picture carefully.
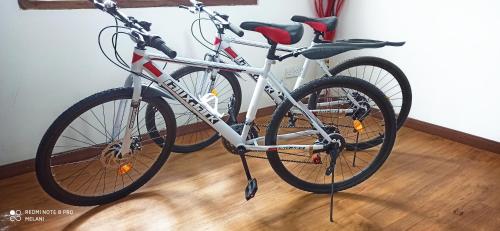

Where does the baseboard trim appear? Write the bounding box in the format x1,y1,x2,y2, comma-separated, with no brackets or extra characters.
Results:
404,117,500,154
0,159,35,180
1,112,498,180
0,105,278,180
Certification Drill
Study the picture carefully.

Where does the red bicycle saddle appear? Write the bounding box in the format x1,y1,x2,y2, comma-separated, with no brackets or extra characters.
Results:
291,15,337,33
240,21,304,45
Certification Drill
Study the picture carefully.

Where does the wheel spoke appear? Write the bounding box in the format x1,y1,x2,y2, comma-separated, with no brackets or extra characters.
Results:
266,76,395,193
40,91,174,202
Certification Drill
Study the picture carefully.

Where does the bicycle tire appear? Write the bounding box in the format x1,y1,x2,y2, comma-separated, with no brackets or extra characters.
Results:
36,88,176,206
309,56,410,150
328,56,411,129
265,76,397,193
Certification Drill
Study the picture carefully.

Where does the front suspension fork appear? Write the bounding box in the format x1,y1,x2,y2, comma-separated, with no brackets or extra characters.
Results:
112,74,142,155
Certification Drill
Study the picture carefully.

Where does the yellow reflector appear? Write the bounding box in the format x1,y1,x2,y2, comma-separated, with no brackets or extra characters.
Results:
353,120,364,132
118,163,132,175
211,89,218,96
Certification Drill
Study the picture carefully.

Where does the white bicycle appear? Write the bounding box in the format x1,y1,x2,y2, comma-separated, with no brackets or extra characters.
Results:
141,0,411,153
36,0,398,220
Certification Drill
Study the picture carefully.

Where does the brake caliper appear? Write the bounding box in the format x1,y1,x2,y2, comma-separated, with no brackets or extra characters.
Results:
346,92,371,120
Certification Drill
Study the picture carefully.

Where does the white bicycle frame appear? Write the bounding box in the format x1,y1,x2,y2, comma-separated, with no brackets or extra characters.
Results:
115,46,334,155
222,34,332,93
213,34,362,109
121,33,359,120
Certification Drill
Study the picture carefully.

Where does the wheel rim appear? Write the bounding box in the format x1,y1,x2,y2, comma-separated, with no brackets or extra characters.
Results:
333,61,405,125
47,97,170,198
268,81,393,190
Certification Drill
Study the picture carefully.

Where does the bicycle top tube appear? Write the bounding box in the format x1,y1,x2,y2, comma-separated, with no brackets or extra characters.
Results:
228,37,298,53
148,53,268,76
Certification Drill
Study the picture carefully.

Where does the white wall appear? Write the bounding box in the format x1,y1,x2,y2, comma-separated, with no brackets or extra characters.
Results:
333,0,500,142
3,0,498,165
0,0,316,165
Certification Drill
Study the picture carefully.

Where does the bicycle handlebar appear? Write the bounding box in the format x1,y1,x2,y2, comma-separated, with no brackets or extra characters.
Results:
227,22,244,37
149,36,178,58
180,1,244,37
88,0,177,58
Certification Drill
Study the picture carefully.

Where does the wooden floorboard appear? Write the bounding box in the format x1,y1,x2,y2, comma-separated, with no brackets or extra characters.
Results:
1,127,500,230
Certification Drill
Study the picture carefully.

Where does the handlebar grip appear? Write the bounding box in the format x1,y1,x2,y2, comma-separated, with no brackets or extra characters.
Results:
228,23,244,37
150,36,177,58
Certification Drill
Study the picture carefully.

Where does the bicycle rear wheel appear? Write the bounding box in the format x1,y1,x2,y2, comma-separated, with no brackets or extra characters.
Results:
308,56,410,150
145,66,242,153
36,88,176,206
265,76,397,193
328,56,411,129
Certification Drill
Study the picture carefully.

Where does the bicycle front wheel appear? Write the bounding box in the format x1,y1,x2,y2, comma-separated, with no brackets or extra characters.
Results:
36,88,176,206
265,76,397,193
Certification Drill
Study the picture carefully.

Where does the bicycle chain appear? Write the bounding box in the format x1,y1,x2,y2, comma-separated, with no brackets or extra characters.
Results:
254,123,312,129
237,151,316,164
248,115,351,164
254,122,351,130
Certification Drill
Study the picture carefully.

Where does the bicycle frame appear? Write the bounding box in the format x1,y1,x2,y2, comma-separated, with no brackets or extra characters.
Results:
204,34,364,114
122,33,358,114
122,29,364,115
213,34,363,113
115,46,334,155
215,33,335,105
43,1,398,220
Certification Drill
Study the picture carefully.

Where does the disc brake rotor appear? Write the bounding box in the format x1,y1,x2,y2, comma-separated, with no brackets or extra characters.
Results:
99,137,141,168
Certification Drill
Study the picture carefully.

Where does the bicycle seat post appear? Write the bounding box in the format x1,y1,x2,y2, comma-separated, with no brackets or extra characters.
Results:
266,42,279,60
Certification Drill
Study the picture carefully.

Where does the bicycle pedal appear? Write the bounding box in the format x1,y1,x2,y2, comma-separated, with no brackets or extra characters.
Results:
325,165,334,176
245,178,258,200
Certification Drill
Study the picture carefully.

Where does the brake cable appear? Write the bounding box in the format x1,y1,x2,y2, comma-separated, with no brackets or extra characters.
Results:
189,12,231,59
112,18,130,68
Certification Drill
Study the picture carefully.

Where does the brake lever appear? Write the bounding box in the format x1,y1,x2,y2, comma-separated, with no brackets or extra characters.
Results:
179,5,198,14
129,29,146,45
218,13,229,21
138,21,151,31
212,10,230,23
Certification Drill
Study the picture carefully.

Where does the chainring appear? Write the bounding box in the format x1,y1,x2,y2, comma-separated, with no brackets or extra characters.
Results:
221,123,259,154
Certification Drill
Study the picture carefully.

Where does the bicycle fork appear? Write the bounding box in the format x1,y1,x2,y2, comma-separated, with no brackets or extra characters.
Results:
111,69,144,157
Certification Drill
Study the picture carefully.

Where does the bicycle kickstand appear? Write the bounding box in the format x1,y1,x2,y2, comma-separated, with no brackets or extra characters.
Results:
325,144,340,223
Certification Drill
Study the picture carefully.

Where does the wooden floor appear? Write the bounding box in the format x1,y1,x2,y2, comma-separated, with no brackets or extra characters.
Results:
1,127,500,230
